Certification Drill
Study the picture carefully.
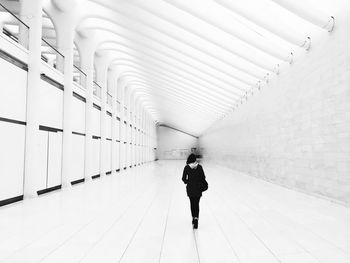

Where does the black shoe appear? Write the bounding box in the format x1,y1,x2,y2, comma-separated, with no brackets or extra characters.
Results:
193,218,198,229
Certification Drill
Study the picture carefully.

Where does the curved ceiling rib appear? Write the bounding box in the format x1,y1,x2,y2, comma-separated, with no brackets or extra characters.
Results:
125,79,230,114
125,78,236,111
73,0,335,136
80,18,265,85
91,0,288,66
117,67,241,105
213,0,310,47
81,4,279,71
100,43,260,88
100,38,264,81
130,89,221,124
123,76,229,113
130,88,221,120
103,47,249,94
271,0,335,31
159,0,295,57
119,71,240,110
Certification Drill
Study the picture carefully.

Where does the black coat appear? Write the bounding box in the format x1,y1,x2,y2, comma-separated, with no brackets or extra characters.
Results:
182,164,206,197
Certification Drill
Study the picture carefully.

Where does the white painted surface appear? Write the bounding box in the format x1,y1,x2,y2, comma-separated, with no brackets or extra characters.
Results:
0,34,28,64
92,138,100,176
106,114,112,139
0,122,25,200
157,126,198,160
36,130,63,190
0,58,27,122
116,142,120,170
40,62,64,86
38,79,63,129
0,161,349,263
72,96,86,133
36,130,49,191
120,143,126,169
92,108,100,136
72,82,86,99
116,119,120,140
106,140,112,172
92,97,101,108
47,132,62,188
71,134,85,182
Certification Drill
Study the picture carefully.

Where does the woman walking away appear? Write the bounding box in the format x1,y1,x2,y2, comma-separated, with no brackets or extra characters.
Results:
182,154,208,229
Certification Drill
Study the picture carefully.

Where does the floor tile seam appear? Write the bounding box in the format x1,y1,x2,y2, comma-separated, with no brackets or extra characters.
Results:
214,181,348,259
209,187,283,263
37,181,158,263
0,222,69,263
192,226,201,263
213,185,328,263
269,210,350,256
76,182,160,263
204,200,241,262
117,186,165,263
158,176,178,263
2,185,147,255
216,182,306,240
214,176,350,258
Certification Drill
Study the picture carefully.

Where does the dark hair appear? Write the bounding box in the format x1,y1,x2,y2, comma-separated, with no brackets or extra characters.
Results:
186,153,196,164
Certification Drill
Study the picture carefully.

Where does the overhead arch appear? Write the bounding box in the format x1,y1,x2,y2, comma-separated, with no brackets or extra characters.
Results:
72,0,338,135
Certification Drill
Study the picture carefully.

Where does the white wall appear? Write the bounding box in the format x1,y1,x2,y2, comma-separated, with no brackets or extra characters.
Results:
72,96,85,133
199,6,350,206
38,79,63,129
157,126,198,160
0,26,157,204
0,56,27,121
92,106,101,136
0,52,27,201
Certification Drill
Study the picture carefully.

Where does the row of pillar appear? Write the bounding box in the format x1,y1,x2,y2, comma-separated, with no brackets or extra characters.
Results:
16,0,156,198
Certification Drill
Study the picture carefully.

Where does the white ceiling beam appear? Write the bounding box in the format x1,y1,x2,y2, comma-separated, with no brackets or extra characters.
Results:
115,66,241,105
271,0,335,32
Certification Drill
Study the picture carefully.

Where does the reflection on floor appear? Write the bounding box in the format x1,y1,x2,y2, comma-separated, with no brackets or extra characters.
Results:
0,161,350,263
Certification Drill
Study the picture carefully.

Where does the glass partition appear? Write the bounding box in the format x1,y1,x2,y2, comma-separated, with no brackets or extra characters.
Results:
73,64,87,87
93,81,101,98
107,92,112,105
0,2,29,49
117,100,121,112
41,38,64,73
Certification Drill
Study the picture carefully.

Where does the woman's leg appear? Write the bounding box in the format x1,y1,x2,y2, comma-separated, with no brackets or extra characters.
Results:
194,196,200,218
189,197,196,218
192,196,200,229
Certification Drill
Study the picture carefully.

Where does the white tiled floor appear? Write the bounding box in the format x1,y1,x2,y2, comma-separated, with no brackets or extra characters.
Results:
1,161,350,263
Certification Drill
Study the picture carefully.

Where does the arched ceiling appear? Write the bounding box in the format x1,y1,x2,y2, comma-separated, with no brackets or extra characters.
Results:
0,0,337,136
75,0,336,136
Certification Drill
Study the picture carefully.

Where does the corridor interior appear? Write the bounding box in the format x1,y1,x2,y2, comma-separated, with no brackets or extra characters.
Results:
0,161,349,263
1,0,350,262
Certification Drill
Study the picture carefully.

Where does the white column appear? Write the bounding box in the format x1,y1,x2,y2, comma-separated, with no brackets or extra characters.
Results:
125,86,132,168
146,114,149,162
95,55,109,177
118,80,126,170
134,98,138,165
110,70,118,175
131,93,136,166
18,0,30,49
142,108,146,164
76,35,96,181
57,14,75,187
23,0,43,197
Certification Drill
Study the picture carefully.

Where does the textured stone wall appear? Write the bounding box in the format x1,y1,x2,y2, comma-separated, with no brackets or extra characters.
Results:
199,4,350,206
